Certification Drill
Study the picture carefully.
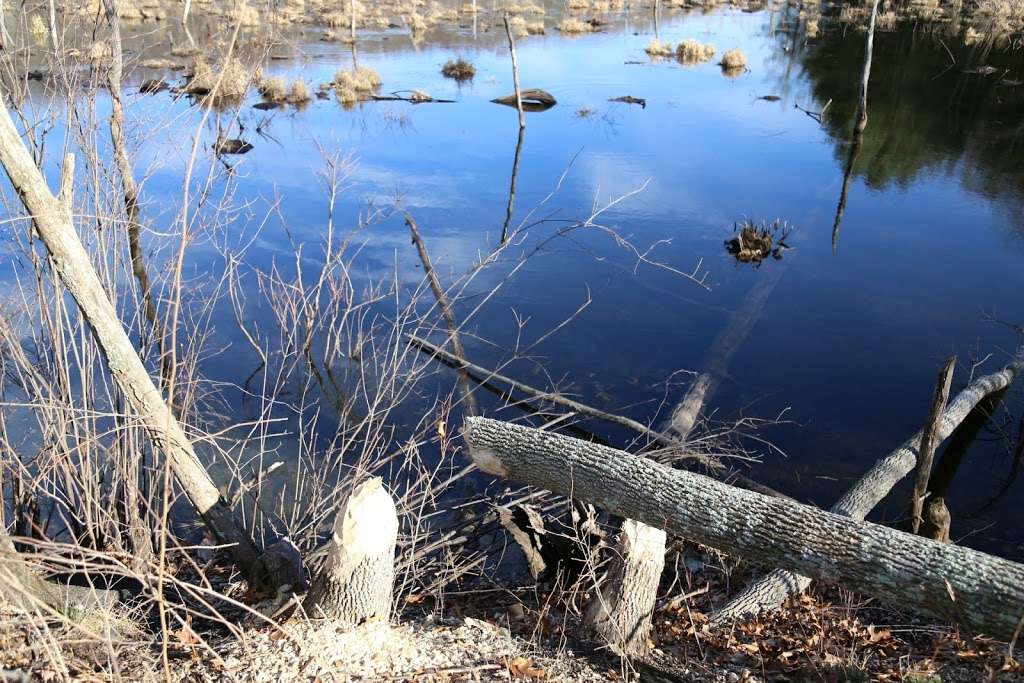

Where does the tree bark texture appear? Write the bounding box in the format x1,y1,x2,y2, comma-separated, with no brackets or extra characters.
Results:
464,416,1024,640
0,100,261,575
713,346,1023,625
584,519,666,656
303,478,397,627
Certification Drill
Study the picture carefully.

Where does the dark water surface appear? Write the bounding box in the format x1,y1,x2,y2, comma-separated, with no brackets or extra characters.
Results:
24,8,1024,557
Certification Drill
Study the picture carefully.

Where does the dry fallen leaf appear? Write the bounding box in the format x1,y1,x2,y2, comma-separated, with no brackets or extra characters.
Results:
505,656,548,680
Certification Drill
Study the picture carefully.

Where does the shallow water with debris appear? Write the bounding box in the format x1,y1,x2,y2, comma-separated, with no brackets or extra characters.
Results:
9,3,1024,560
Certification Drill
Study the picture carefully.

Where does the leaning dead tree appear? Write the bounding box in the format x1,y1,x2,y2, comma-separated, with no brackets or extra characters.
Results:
464,417,1024,641
303,478,398,626
0,98,262,576
712,345,1024,625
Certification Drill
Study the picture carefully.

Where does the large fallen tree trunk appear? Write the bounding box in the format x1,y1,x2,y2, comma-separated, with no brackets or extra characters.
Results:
0,99,261,576
463,416,1024,641
712,345,1024,625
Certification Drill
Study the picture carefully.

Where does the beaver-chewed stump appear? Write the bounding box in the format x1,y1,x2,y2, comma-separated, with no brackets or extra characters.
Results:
725,219,792,263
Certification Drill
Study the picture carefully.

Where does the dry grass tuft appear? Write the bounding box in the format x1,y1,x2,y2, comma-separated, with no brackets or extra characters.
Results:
288,80,311,104
28,14,47,40
333,65,382,104
645,39,675,57
258,75,288,102
555,17,593,33
441,58,476,81
185,56,256,99
676,39,716,63
719,48,747,70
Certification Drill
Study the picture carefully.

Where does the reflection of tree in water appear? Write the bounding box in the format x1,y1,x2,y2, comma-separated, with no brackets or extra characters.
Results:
798,23,1024,212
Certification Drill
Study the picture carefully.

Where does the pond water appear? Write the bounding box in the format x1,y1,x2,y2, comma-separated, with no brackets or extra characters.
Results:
11,4,1024,560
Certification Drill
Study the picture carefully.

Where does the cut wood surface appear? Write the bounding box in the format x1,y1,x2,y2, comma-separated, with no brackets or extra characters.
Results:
464,416,1024,640
713,345,1024,625
303,478,398,626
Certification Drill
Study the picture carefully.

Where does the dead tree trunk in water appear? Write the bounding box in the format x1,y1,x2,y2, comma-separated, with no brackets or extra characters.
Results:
713,346,1024,625
0,102,262,577
303,478,397,626
500,126,524,243
832,0,878,251
503,14,526,130
464,416,1024,641
911,357,956,535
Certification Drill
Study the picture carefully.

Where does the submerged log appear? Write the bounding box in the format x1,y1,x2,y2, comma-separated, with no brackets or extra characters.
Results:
712,346,1024,625
464,416,1024,641
491,89,557,112
303,478,397,626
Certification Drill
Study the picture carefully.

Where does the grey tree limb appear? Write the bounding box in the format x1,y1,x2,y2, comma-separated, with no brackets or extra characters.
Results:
712,345,1024,625
0,97,261,576
408,334,719,468
464,416,1024,640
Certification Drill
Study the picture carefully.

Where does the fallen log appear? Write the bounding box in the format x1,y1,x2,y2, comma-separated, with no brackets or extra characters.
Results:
712,345,1024,625
463,416,1024,641
0,527,119,614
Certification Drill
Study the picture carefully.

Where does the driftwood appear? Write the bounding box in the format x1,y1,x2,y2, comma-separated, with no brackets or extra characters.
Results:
491,89,557,112
713,345,1024,625
0,100,262,577
463,416,1024,641
303,478,397,626
911,357,956,535
668,263,786,439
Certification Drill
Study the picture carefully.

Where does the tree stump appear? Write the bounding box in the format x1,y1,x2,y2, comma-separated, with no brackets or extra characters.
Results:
584,519,666,656
303,478,397,627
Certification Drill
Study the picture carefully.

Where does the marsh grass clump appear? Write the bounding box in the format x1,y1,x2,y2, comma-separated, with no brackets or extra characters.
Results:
441,58,476,81
725,219,792,264
186,56,254,100
555,17,594,33
645,39,675,57
28,14,47,40
258,75,288,102
288,80,312,105
332,65,382,104
676,39,716,64
719,48,747,70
